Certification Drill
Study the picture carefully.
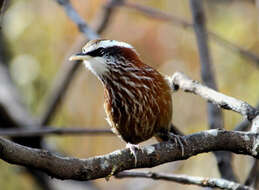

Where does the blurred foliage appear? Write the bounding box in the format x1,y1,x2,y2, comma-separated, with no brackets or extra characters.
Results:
1,0,259,189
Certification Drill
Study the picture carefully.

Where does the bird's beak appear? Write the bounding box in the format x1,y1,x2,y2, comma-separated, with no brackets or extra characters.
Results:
69,53,92,61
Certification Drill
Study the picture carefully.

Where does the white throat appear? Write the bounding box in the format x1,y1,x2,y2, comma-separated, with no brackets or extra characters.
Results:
83,57,108,79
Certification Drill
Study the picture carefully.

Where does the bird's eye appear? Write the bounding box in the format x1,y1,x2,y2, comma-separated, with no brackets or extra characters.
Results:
87,48,105,57
82,48,87,54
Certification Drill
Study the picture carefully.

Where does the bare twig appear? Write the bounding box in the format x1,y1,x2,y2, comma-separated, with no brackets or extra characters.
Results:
116,171,253,190
169,72,259,122
96,0,124,34
0,127,112,137
116,1,259,67
0,130,258,181
56,0,98,39
40,0,98,125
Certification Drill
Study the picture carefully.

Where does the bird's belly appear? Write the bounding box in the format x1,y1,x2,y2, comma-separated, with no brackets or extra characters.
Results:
112,121,154,144
105,101,158,144
103,76,172,144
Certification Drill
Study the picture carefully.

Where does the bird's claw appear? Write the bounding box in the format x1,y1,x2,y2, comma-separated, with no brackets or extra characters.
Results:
126,143,140,166
169,133,186,157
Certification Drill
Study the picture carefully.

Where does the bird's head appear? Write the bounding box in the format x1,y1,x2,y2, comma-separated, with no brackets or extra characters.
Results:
69,39,142,81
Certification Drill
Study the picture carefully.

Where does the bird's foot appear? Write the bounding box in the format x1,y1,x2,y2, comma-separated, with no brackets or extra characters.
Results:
168,133,186,157
126,143,140,166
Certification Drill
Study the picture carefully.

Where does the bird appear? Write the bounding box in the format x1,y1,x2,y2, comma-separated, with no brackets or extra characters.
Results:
69,39,181,164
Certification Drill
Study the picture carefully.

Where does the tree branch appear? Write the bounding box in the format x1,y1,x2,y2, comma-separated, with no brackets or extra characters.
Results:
96,0,124,34
0,130,258,181
0,127,112,137
168,72,259,122
189,0,236,182
234,103,259,132
40,0,98,125
0,10,51,190
116,171,253,190
116,1,259,67
56,0,98,39
40,0,121,125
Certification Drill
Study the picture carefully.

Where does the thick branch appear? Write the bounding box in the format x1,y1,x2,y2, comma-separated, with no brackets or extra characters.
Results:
0,130,258,181
116,171,253,190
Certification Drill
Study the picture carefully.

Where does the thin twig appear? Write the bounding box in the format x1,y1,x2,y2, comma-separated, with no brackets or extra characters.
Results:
116,171,253,190
0,130,258,181
0,127,112,137
96,0,124,34
56,0,98,39
116,1,259,67
40,0,98,125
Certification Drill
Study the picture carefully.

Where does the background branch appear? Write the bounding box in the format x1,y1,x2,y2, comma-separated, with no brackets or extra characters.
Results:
56,0,98,39
189,0,236,182
40,0,98,125
0,13,52,190
0,127,112,137
116,171,253,190
117,1,259,67
0,0,7,28
40,0,121,126
244,159,258,188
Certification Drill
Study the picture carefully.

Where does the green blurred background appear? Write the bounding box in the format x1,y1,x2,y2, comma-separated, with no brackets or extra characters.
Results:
1,0,259,189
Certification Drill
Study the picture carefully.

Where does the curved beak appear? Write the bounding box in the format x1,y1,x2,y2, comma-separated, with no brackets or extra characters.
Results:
69,53,92,61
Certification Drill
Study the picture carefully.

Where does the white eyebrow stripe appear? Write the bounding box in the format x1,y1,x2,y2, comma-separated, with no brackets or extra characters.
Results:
83,40,135,54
